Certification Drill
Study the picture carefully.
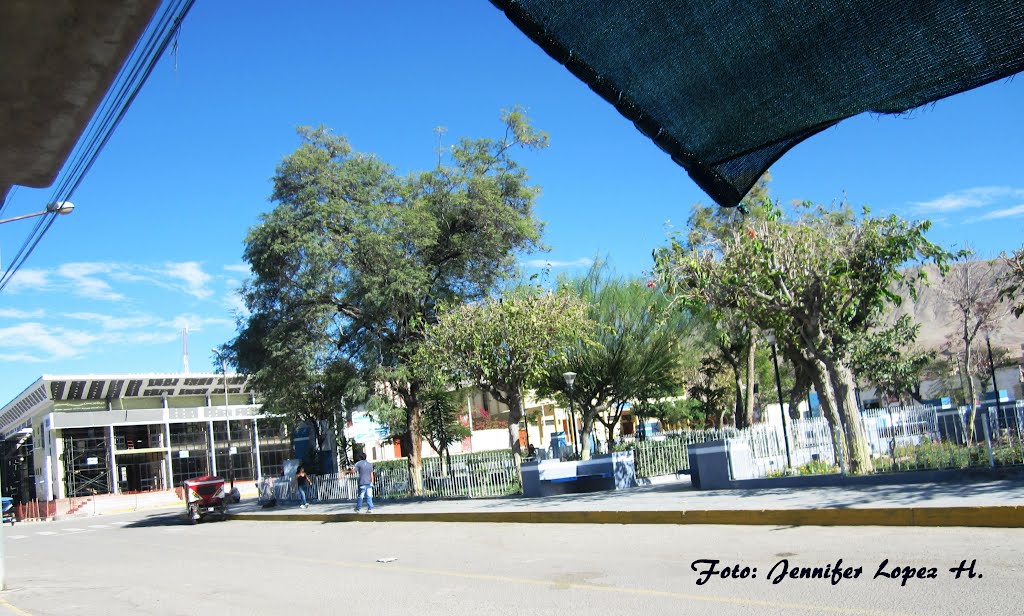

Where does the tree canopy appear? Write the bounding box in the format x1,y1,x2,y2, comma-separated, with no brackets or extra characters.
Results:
229,108,549,492
536,263,699,459
655,200,949,473
417,285,591,469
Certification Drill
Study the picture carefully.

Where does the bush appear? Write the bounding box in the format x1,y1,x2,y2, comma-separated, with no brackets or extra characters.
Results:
875,439,1021,472
797,458,838,475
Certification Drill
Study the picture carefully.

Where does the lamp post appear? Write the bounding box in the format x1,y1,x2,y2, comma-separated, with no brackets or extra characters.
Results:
562,372,579,458
0,201,75,225
985,332,1004,428
765,330,793,470
212,349,234,489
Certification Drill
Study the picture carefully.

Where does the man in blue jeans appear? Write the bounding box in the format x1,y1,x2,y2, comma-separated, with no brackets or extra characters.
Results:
354,452,374,513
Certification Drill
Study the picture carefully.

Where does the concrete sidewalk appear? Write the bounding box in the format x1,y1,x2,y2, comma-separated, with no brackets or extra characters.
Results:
227,477,1024,527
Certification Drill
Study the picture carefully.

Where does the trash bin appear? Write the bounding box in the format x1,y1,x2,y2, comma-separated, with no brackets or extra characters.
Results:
687,440,730,490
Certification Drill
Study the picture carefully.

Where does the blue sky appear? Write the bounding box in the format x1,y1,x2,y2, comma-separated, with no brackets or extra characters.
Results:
1,0,1023,405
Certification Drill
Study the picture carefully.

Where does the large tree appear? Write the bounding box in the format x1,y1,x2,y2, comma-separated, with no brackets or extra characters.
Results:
416,285,591,471
940,255,1010,440
224,290,366,472
233,108,547,494
683,176,773,428
655,200,948,474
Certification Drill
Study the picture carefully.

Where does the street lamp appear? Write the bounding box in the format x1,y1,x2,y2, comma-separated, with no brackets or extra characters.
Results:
562,372,579,458
0,201,75,225
984,331,1004,427
0,200,74,590
212,348,234,489
764,330,793,470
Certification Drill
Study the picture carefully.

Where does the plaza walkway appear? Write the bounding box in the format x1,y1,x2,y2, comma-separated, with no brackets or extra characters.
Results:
227,477,1024,527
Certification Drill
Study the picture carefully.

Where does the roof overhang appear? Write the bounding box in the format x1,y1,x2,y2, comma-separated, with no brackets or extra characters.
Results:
0,0,160,200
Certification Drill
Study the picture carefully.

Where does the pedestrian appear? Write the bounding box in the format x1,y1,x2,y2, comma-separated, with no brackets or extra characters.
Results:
354,452,374,513
295,465,311,509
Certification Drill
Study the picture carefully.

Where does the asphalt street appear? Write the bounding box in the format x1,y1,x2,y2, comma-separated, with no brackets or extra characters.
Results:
1,509,1022,616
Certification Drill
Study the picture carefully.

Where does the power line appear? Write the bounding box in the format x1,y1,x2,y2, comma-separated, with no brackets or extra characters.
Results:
0,0,196,293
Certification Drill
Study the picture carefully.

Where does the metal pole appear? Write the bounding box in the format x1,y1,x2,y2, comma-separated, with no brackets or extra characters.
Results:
985,334,1004,427
220,356,234,489
770,341,793,469
568,385,579,459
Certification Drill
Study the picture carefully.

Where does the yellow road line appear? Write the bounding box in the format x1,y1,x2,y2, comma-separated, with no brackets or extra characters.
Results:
0,597,33,616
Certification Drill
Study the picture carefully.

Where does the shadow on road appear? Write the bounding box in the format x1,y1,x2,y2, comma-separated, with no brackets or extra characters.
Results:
122,511,205,528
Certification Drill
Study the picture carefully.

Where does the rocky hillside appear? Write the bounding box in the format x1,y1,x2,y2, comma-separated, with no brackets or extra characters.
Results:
888,260,1024,355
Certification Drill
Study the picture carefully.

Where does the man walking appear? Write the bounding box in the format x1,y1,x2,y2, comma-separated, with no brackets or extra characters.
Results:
354,452,374,513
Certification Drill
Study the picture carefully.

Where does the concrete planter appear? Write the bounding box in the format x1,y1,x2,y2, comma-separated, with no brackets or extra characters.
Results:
522,451,637,497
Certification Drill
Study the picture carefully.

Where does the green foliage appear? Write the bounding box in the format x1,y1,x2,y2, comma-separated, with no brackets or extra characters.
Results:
362,395,408,444
872,439,1024,472
229,109,549,484
416,284,591,466
654,196,951,473
683,357,731,428
642,398,704,429
417,285,591,412
850,315,933,403
797,458,839,475
1000,246,1024,318
537,261,700,449
420,389,471,457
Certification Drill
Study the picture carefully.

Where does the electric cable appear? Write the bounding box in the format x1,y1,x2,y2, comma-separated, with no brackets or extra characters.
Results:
0,0,196,293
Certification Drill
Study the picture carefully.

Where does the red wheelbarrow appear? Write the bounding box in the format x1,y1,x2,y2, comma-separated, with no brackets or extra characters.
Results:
183,476,229,524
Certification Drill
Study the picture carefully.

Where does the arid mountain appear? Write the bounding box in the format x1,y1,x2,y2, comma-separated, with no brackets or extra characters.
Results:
889,260,1024,355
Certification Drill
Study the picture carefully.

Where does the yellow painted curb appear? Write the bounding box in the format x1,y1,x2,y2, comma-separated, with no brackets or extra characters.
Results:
227,505,1024,527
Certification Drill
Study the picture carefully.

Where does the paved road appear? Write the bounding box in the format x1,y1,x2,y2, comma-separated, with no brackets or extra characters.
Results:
2,508,1022,615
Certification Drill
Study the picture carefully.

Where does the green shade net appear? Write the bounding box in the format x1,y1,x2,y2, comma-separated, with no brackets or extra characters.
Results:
490,0,1024,208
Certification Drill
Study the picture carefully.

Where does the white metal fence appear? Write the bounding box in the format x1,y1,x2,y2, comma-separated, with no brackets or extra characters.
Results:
633,426,739,477
632,401,1024,481
260,450,520,503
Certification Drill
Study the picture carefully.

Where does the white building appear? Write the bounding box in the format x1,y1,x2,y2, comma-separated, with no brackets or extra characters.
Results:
0,373,291,504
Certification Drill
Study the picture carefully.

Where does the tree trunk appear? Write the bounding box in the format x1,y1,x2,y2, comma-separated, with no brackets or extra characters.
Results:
743,339,757,428
824,358,874,474
804,355,847,470
731,364,745,428
580,408,596,460
507,388,524,474
963,335,978,443
405,397,424,496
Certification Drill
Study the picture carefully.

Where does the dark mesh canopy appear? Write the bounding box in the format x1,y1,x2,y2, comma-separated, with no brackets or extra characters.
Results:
490,0,1024,207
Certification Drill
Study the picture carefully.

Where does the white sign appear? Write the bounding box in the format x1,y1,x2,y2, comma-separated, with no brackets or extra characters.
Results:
229,446,238,455
86,457,98,466
178,450,190,458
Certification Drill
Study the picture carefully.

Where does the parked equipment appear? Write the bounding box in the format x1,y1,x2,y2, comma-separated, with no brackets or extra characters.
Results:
183,476,229,524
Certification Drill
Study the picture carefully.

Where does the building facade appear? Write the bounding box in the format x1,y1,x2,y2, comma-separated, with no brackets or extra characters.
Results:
0,373,292,503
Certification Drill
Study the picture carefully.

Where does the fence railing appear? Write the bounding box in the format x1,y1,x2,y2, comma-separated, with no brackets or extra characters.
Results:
264,450,520,503
630,401,1024,480
633,426,741,478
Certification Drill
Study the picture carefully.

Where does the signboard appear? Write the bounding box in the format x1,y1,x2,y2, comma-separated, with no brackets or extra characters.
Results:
350,411,388,444
178,450,189,458
229,446,238,455
86,457,98,466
